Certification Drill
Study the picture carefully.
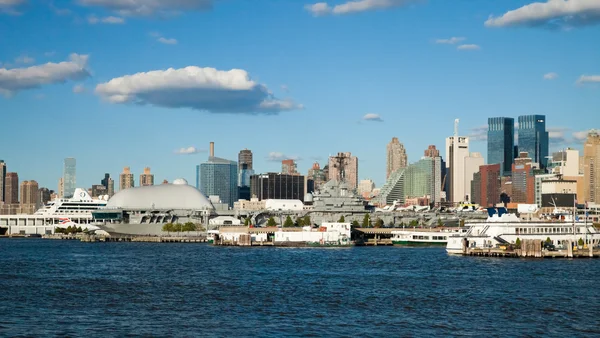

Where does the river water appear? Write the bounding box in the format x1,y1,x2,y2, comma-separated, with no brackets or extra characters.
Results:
1,239,599,337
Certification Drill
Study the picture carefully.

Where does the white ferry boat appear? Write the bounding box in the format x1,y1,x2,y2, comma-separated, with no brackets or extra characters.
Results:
446,207,600,255
0,188,108,235
391,227,469,246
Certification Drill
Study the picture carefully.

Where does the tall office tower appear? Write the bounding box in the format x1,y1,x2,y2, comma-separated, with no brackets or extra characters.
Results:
281,159,298,175
139,167,154,186
518,115,549,168
101,173,111,189
446,119,470,203
0,160,6,202
198,142,238,207
328,152,358,190
250,173,305,201
63,157,76,198
488,117,515,175
511,154,535,204
20,180,39,214
464,152,484,203
39,187,51,207
307,162,327,192
120,167,135,190
386,137,408,179
238,149,253,170
424,145,440,158
404,157,442,204
58,177,64,198
471,164,501,207
584,130,600,203
5,172,19,204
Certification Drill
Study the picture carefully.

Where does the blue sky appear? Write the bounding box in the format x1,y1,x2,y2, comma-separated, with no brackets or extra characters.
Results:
1,0,599,190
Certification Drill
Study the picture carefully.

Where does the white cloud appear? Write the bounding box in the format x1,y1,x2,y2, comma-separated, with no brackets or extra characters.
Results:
485,0,600,28
435,37,465,44
174,146,204,155
88,15,125,24
77,0,213,16
548,127,570,144
468,125,488,142
94,66,303,114
0,54,90,95
363,113,383,122
0,0,25,15
576,74,600,84
457,44,481,50
267,152,301,162
305,2,331,16
15,55,35,64
73,84,86,93
543,72,558,80
157,37,177,45
305,0,415,16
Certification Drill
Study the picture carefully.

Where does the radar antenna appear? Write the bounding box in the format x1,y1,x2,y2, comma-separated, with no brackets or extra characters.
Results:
332,152,347,183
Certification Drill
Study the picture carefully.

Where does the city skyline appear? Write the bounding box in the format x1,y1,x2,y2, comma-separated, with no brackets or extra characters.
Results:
1,0,599,190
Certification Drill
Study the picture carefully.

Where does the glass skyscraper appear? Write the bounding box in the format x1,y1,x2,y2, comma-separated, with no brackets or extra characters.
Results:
197,156,238,208
487,117,515,175
517,115,549,168
63,157,76,198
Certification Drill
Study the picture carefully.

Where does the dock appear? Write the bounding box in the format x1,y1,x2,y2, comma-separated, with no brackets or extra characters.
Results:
462,239,600,258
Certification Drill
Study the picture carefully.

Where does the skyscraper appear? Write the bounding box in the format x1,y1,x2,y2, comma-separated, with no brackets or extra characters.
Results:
386,137,408,179
139,167,154,186
58,177,64,198
307,162,327,192
446,120,470,203
250,173,305,201
328,152,358,190
518,115,549,168
63,157,76,198
198,142,238,207
424,145,440,158
5,172,18,204
583,130,600,203
0,160,6,202
20,180,39,214
488,117,515,175
120,167,134,190
238,149,253,170
464,152,484,202
101,173,111,189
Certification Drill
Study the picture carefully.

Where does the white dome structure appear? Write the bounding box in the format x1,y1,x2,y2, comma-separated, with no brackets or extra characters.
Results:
107,184,214,210
172,178,188,185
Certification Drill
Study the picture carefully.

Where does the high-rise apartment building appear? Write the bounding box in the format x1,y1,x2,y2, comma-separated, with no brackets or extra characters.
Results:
91,185,107,198
120,167,135,190
139,167,154,186
518,115,549,168
583,130,600,203
404,157,442,204
198,142,238,208
511,153,535,204
358,179,375,196
328,152,358,190
446,120,470,203
63,157,76,198
107,178,114,196
281,159,298,175
386,137,408,179
5,172,19,204
471,164,501,207
0,160,6,202
20,180,39,214
424,145,440,158
39,187,51,206
237,149,254,199
58,177,64,198
250,173,305,201
488,117,515,175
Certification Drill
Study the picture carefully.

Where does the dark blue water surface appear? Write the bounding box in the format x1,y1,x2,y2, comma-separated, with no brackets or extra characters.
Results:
1,239,600,337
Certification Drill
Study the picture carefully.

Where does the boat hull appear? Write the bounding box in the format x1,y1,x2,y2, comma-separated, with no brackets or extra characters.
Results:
96,223,205,237
392,240,446,247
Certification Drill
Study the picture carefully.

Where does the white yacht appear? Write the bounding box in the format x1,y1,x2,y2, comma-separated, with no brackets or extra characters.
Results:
446,207,600,255
0,188,108,235
391,227,469,246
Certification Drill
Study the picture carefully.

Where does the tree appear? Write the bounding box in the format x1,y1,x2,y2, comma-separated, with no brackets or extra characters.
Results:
459,219,465,227
374,218,383,228
66,226,73,234
182,222,196,232
545,237,552,244
338,215,345,223
515,238,521,249
296,217,304,226
174,223,183,232
195,223,206,232
283,216,294,227
437,218,443,227
162,223,173,232
303,215,311,226
578,238,584,246
361,214,371,228
409,220,419,227
267,217,277,227
244,218,250,226
351,220,359,228
77,226,83,233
